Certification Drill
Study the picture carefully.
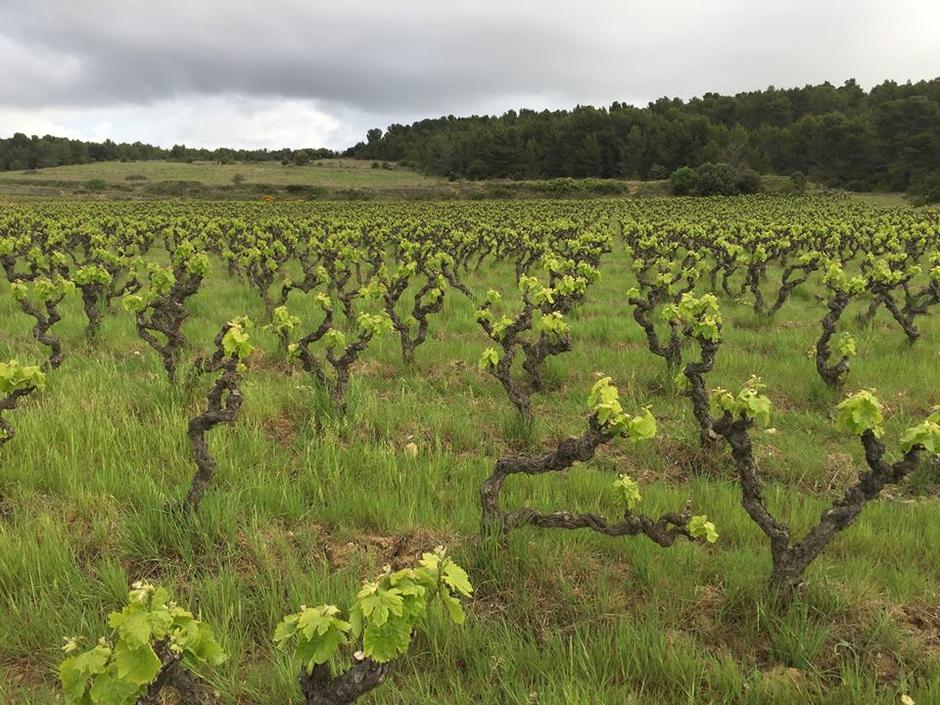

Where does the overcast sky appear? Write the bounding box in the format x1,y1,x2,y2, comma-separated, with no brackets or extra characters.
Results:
1,0,938,150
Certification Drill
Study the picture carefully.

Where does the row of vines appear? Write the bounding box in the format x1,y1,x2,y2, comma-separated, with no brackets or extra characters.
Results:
1,195,939,704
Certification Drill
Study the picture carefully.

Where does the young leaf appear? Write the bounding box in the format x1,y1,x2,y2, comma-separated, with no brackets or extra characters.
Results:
113,643,161,685
613,474,642,510
835,390,884,437
900,413,940,454
688,515,719,543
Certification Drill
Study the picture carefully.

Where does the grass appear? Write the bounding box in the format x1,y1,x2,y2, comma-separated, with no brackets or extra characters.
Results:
0,199,938,704
0,159,443,192
0,161,661,201
0,162,909,206
841,192,913,208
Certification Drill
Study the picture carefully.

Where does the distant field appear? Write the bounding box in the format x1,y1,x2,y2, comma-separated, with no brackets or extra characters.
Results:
0,161,909,206
0,160,661,200
0,158,443,189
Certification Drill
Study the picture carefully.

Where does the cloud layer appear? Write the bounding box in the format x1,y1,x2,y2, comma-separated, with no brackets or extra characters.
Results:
2,0,938,149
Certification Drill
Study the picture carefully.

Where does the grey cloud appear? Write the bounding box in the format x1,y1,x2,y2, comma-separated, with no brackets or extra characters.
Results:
1,0,938,148
1,1,610,112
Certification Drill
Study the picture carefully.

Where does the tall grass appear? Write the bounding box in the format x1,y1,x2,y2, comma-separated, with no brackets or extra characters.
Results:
0,225,937,704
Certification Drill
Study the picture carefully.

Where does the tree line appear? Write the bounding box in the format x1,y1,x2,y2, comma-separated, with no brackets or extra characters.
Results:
0,134,334,172
345,78,940,200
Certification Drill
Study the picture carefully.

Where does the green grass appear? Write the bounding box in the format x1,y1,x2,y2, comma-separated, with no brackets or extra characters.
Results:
0,162,907,206
0,158,443,189
841,192,913,208
0,203,938,704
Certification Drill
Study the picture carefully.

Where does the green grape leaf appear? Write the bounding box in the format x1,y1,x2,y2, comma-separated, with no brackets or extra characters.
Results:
478,347,502,370
587,376,624,429
613,474,642,510
222,322,253,360
835,332,857,359
441,593,466,625
0,360,45,395
442,561,473,597
900,416,940,454
87,667,139,705
290,605,349,670
688,515,719,543
60,644,112,702
324,328,347,350
356,585,404,628
184,622,226,667
625,408,657,441
107,609,153,648
740,388,771,427
362,616,412,663
273,614,299,645
835,390,884,437
113,644,161,685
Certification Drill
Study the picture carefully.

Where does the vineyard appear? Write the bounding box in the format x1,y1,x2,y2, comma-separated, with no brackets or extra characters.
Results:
1,195,939,704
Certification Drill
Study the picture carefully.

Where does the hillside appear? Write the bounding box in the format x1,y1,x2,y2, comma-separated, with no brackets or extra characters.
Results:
0,159,680,200
346,78,940,201
0,159,444,198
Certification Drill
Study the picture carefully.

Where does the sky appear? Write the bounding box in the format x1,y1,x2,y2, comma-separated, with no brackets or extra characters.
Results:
1,0,938,151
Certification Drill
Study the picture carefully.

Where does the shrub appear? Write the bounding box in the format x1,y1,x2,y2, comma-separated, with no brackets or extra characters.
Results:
143,180,208,196
682,328,940,604
694,162,740,196
789,170,808,194
584,178,629,195
669,166,698,195
735,167,763,194
910,169,940,205
8,275,72,370
290,299,394,411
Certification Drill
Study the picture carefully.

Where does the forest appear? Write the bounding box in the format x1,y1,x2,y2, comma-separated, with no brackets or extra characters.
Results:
346,78,940,199
0,135,335,173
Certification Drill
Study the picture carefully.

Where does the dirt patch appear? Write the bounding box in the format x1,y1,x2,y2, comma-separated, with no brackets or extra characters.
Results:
472,542,647,646
1,659,53,694
653,436,733,480
321,527,456,572
895,602,940,650
821,451,857,492
246,348,293,374
760,664,806,688
776,320,813,330
422,358,472,385
772,389,808,412
872,651,901,684
688,584,723,635
350,358,397,379
263,415,297,445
